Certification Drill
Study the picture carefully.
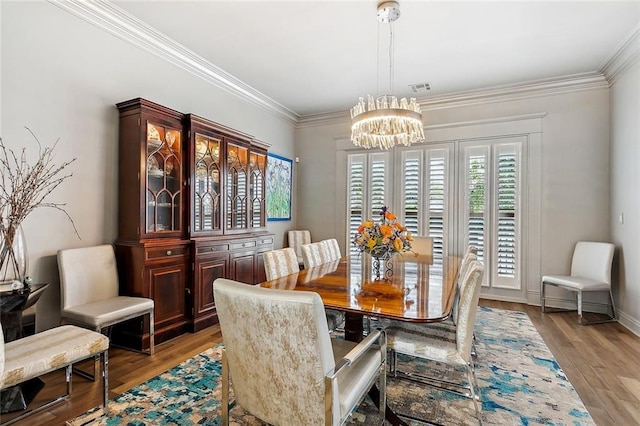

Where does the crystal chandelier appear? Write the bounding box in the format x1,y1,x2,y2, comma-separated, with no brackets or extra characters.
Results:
351,1,425,150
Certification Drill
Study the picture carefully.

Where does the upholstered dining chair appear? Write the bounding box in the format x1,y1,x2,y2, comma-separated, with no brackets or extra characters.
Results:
301,241,327,269
0,323,109,426
384,260,485,425
321,238,342,262
301,241,345,331
262,247,300,281
288,230,312,268
57,244,155,379
396,236,434,264
541,241,616,325
214,278,387,426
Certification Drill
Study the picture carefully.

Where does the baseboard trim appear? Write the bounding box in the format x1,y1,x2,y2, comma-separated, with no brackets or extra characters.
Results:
618,310,640,337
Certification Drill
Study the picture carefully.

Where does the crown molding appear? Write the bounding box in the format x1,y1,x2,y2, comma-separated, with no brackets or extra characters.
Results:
48,0,300,125
598,23,640,85
297,72,607,128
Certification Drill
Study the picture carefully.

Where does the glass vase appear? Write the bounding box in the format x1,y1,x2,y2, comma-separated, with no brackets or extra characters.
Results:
0,223,28,289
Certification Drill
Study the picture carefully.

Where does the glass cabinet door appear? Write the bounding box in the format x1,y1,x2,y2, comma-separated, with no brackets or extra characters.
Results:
146,122,182,233
250,151,266,228
226,142,249,230
193,133,222,233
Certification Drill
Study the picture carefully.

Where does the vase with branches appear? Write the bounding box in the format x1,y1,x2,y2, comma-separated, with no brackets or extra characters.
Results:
0,128,78,288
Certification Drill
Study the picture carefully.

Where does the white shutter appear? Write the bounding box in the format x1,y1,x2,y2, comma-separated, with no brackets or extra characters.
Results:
492,143,521,289
400,151,421,235
463,146,489,271
426,150,449,269
348,154,366,256
347,152,390,256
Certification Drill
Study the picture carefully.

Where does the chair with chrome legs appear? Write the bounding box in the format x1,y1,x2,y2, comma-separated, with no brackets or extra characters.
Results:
385,260,485,425
214,278,387,426
58,244,155,380
541,241,616,325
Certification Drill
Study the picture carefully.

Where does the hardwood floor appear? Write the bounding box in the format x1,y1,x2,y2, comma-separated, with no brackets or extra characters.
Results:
4,301,640,425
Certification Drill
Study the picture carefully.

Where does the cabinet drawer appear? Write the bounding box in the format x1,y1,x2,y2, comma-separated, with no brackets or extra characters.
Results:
146,246,188,261
231,240,256,250
196,243,230,255
257,237,274,247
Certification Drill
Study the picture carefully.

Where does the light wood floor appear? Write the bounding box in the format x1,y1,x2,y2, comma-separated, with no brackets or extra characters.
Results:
4,300,640,425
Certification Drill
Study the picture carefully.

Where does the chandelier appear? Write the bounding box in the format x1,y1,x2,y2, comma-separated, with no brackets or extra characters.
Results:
350,1,425,150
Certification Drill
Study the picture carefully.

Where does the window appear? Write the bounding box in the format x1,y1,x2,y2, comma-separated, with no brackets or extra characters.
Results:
346,137,523,292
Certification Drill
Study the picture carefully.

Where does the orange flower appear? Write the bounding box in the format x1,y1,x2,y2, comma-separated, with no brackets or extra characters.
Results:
393,237,403,252
385,211,396,221
394,223,403,231
380,224,393,238
357,225,365,233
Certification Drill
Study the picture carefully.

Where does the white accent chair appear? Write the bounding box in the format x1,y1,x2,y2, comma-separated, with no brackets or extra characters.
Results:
287,230,311,268
57,244,155,379
541,241,616,325
384,260,485,425
0,323,109,426
214,278,387,426
262,247,300,281
396,236,433,264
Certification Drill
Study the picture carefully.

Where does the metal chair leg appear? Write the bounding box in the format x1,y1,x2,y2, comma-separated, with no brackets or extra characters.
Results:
221,348,230,426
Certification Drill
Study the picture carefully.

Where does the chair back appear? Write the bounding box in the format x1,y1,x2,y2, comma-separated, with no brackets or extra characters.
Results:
214,278,336,425
397,236,433,263
262,247,300,281
58,245,120,310
301,242,326,269
456,260,484,362
320,238,341,262
451,249,478,324
287,230,311,263
571,242,615,286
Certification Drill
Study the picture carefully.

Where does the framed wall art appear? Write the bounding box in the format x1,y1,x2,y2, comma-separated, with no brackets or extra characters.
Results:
266,153,292,221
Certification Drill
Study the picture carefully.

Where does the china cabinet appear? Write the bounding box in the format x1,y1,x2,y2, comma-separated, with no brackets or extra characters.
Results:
115,99,273,347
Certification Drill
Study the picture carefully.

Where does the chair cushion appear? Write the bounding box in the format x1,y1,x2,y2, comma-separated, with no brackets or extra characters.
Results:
2,325,109,388
542,275,610,291
331,339,383,420
62,296,154,329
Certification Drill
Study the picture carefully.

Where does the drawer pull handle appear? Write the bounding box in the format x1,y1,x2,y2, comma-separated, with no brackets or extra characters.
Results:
167,250,173,256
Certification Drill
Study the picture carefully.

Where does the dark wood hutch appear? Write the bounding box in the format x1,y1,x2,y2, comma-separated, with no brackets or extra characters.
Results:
114,98,273,350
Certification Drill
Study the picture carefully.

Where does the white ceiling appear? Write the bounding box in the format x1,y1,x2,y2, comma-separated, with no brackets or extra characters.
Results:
113,1,640,117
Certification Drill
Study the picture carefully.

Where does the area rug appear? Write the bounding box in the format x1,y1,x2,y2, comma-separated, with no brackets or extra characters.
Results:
67,307,594,425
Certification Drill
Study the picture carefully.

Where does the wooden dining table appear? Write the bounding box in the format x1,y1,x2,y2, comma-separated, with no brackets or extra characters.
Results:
259,253,461,426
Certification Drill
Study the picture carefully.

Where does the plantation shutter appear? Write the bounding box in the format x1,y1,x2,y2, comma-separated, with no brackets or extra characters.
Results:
426,150,448,269
347,152,390,256
400,151,421,235
492,143,521,289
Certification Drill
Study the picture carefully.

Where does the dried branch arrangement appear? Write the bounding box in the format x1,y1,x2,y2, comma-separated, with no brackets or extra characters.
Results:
0,128,78,283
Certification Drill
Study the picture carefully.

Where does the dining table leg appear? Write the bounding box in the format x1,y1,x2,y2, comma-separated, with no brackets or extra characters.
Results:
343,312,408,426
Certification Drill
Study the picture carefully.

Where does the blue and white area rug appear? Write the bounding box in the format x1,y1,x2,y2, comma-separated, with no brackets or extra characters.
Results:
67,307,594,425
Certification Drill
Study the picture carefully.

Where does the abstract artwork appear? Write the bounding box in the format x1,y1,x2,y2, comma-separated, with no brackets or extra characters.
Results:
266,153,292,221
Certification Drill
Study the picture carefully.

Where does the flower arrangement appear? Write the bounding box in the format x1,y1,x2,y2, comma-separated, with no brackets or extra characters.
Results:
0,128,78,286
353,206,412,258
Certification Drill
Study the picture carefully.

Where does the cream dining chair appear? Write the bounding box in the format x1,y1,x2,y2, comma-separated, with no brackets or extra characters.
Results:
287,230,311,268
396,236,434,264
384,260,485,425
214,278,387,426
58,244,155,379
301,241,345,331
541,241,616,325
262,247,300,281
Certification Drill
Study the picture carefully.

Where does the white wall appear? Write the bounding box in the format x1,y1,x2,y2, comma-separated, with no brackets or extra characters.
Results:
610,58,640,335
296,88,612,310
1,1,296,330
